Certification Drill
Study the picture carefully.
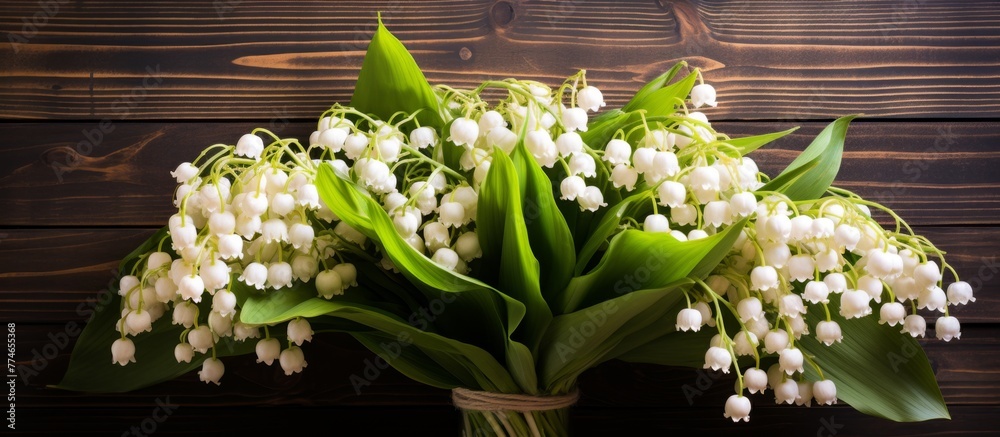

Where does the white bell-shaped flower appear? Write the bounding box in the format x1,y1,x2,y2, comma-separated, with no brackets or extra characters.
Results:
438,201,467,228
839,289,872,319
527,130,559,168
409,126,437,149
255,337,281,365
334,221,367,246
432,248,460,271
235,213,262,239
947,281,975,305
207,211,236,237
208,310,233,337
269,192,295,217
813,380,838,405
287,318,314,346
857,275,884,303
704,201,733,227
913,261,942,289
316,269,344,298
260,219,289,244
288,222,315,251
723,395,750,423
291,254,319,283
779,294,807,317
125,310,152,336
154,277,178,303
814,248,840,273
377,136,402,163
834,224,861,251
802,281,830,304
332,263,357,288
670,204,697,226
878,302,907,326
815,320,843,346
648,151,680,182
236,134,264,160
737,297,763,323
170,162,199,183
569,152,597,178
198,357,225,385
695,301,716,328
119,275,140,297
774,379,799,405
688,229,709,240
703,346,732,373
902,314,926,337
576,86,605,112
561,107,589,132
578,186,606,212
918,286,947,312
233,322,261,342
823,272,848,293
750,266,779,291
730,192,757,217
112,338,136,366
212,290,238,318
343,133,370,160
449,117,480,147
787,254,815,283
267,261,293,289
675,308,702,332
795,381,814,407
690,83,718,108
763,330,789,354
733,330,759,356
200,260,231,292
935,316,961,341
643,214,670,233
279,345,308,376
788,215,813,242
744,368,768,394
478,110,506,135
603,139,632,165
423,222,451,253
656,181,686,208
455,232,482,262
174,342,195,364
238,262,267,290
632,147,655,174
178,274,206,303
554,132,583,157
610,164,638,190
171,301,197,329
778,347,804,375
187,325,215,354
487,126,518,154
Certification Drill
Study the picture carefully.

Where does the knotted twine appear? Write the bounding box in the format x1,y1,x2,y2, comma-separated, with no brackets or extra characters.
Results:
452,387,580,436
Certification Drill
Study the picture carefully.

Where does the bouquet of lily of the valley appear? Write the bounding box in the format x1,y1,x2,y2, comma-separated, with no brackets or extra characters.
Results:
58,20,972,435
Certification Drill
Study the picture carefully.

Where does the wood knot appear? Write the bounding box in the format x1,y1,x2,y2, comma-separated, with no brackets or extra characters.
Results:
490,1,515,28
459,47,473,61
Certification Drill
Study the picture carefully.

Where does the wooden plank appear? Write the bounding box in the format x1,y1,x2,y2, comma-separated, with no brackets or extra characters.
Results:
12,325,1000,408
8,405,999,435
1,1,999,119
2,121,997,227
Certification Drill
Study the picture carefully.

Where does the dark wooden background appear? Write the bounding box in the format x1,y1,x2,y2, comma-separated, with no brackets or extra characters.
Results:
2,0,999,435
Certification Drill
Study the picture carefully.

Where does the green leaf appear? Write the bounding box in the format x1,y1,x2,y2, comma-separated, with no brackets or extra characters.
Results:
558,219,746,315
239,285,519,393
573,189,653,276
624,71,699,117
758,158,819,194
616,328,716,368
623,62,688,113
509,142,576,302
316,164,536,393
799,295,950,422
725,126,799,156
350,18,443,129
769,115,858,200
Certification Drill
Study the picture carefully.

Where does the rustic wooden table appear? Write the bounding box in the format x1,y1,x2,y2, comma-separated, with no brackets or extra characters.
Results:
1,0,998,435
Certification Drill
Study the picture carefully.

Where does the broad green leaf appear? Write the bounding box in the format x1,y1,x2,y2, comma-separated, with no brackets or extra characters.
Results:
799,295,950,422
573,189,654,276
725,126,799,156
510,142,577,300
770,115,858,200
240,286,519,393
758,158,819,194
539,281,688,391
353,331,466,389
616,327,716,368
55,289,264,393
558,219,746,315
625,71,699,117
317,164,537,392
622,62,688,113
350,18,443,129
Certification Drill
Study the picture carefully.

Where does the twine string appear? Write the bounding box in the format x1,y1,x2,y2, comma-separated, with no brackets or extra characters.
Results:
451,387,580,413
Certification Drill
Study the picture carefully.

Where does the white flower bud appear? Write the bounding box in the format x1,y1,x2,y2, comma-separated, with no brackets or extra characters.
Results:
236,134,264,160
449,117,480,147
112,338,136,366
279,345,308,375
723,395,750,423
576,86,605,112
198,357,225,385
947,281,975,305
902,314,926,337
688,229,709,240
316,269,344,298
675,308,702,332
455,232,482,262
603,139,631,165
690,83,718,108
935,316,961,341
695,301,715,327
644,214,670,233
815,320,843,346
432,248,460,272
255,338,281,365
878,302,907,326
174,342,195,363
287,318,313,346
796,381,814,407
703,346,732,373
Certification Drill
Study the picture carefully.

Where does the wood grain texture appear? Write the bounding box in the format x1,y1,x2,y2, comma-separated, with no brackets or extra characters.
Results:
2,121,998,227
1,0,999,119
0,226,996,324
